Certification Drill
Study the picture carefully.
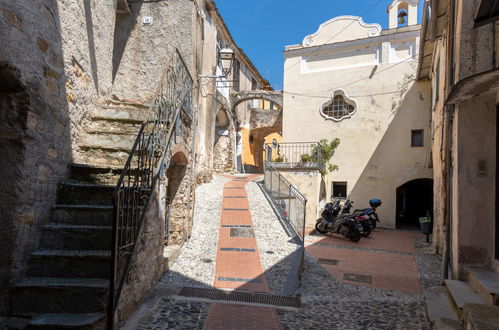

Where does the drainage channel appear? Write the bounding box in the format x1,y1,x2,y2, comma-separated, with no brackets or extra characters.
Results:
177,287,301,309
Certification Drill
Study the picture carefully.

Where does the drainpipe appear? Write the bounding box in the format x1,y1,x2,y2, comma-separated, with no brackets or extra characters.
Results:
441,0,456,283
442,104,455,283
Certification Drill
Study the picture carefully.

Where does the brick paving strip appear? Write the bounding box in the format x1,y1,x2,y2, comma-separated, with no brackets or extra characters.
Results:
203,175,283,330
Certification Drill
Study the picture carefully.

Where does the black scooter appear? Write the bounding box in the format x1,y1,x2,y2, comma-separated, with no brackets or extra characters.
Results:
315,200,364,242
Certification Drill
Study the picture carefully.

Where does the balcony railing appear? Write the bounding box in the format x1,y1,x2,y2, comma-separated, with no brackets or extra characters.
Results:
264,142,323,170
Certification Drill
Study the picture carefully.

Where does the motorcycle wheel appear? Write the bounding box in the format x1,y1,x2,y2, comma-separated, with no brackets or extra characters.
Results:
349,227,361,242
315,221,328,234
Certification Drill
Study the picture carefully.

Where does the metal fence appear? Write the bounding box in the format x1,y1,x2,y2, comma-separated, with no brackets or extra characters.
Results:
263,163,307,294
264,142,322,169
263,164,307,241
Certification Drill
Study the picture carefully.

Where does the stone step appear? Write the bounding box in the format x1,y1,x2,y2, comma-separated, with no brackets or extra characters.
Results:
28,249,111,279
432,318,463,330
11,278,109,316
91,105,150,124
445,280,485,314
425,286,460,324
57,182,114,206
27,313,105,330
83,132,137,152
76,147,132,167
463,303,499,330
467,266,499,306
70,163,123,185
38,224,112,251
52,205,113,226
86,118,142,136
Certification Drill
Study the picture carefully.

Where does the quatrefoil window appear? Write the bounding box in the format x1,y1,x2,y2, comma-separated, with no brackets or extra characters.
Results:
321,90,357,121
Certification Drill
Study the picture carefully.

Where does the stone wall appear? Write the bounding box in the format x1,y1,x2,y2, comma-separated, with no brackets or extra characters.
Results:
115,185,166,327
112,0,196,101
0,0,200,317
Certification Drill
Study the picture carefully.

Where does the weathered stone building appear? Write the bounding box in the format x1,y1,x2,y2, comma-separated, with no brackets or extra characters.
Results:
278,0,432,229
417,0,499,280
195,1,272,179
0,0,269,328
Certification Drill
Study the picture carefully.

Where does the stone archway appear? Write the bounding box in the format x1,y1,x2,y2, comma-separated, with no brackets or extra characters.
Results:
165,149,189,245
230,90,283,113
213,108,234,173
230,90,283,174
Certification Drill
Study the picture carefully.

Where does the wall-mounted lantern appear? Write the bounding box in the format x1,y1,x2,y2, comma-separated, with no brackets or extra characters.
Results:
219,47,235,77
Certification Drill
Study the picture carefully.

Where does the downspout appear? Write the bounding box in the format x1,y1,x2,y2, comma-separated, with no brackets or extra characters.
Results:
442,104,455,282
442,0,456,282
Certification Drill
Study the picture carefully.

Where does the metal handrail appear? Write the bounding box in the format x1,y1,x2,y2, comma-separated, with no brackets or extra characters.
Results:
107,49,193,329
268,163,307,203
264,142,323,169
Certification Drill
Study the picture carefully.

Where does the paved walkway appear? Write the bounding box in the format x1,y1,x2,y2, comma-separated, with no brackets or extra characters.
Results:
133,175,441,330
204,174,282,330
305,230,422,294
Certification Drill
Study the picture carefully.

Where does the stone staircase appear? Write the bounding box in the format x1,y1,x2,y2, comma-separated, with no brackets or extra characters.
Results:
9,102,151,329
425,266,499,329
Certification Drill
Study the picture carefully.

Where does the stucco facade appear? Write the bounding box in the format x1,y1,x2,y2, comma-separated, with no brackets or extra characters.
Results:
418,0,499,278
282,2,432,229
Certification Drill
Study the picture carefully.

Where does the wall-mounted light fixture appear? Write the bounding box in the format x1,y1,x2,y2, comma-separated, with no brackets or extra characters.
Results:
219,47,235,77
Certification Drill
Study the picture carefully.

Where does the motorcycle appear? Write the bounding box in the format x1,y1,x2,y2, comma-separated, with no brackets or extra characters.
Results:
315,200,364,242
351,199,382,236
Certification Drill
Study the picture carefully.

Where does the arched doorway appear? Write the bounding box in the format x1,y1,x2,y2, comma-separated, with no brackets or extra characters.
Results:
396,178,433,229
213,108,233,173
165,150,188,244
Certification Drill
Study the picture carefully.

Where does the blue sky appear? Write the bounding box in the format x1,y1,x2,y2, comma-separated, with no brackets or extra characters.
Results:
215,0,423,90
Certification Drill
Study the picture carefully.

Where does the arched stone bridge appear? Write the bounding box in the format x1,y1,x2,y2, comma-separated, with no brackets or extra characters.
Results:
230,90,283,112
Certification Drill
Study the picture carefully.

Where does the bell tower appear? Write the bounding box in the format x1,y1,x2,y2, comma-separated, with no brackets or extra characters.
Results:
387,0,419,29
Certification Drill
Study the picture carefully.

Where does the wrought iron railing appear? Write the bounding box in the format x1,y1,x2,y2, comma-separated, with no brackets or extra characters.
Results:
108,49,193,328
264,142,323,169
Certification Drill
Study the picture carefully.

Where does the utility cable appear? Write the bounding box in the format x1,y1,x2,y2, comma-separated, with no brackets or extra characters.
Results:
283,55,418,99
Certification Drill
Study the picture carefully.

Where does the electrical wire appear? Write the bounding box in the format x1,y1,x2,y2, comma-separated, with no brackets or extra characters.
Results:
283,54,418,99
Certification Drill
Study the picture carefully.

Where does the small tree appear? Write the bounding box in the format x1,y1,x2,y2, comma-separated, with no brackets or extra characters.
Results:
311,138,340,176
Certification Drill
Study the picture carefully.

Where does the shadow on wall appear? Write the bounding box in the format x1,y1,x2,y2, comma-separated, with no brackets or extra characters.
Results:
348,81,432,228
83,0,99,92
0,2,72,313
112,2,143,82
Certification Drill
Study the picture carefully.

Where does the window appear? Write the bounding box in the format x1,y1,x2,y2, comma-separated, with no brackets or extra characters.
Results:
249,135,254,144
322,93,356,121
332,182,347,199
411,129,424,147
232,59,240,91
475,0,499,27
251,78,257,90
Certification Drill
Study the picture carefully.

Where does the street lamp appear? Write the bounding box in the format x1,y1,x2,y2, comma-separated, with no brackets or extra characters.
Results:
219,47,234,77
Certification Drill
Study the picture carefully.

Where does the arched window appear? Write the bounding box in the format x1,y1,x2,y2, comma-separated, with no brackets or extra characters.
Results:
397,2,409,27
321,91,357,121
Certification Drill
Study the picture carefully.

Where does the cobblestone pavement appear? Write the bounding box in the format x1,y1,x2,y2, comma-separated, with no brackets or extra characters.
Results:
133,175,440,330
